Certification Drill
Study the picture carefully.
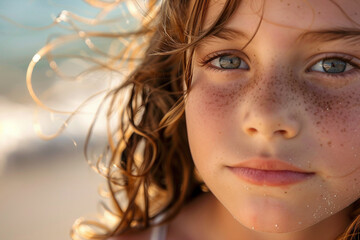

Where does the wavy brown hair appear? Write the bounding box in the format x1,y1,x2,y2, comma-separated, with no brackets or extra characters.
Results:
67,0,242,238
27,0,360,239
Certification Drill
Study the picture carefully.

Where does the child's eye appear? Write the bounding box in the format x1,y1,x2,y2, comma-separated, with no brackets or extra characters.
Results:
310,58,354,74
209,55,249,70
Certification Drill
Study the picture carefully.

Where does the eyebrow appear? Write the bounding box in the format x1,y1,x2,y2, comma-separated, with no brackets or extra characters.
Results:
297,28,360,43
207,27,360,42
195,27,249,51
197,27,360,50
210,27,250,41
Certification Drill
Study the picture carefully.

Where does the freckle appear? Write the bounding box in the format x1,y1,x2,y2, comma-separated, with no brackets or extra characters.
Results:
284,191,287,194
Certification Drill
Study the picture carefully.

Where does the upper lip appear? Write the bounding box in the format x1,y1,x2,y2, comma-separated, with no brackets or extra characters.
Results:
229,158,312,173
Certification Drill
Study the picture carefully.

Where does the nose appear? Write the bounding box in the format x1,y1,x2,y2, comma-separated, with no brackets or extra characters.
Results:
242,112,300,140
241,89,301,140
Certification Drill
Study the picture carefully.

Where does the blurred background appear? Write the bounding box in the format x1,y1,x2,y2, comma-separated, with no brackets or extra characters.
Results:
0,1,139,239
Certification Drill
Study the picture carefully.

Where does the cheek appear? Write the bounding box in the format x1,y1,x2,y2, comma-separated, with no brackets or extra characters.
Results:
189,78,242,114
185,72,246,128
185,71,246,172
302,82,360,177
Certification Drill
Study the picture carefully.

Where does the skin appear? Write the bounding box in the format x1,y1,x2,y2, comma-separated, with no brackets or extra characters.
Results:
184,0,360,239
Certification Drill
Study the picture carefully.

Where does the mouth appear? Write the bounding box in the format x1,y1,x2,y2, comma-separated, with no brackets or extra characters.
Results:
228,158,315,186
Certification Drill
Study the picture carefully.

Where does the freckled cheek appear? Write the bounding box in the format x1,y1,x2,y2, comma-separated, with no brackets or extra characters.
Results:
321,118,360,176
186,78,244,123
304,87,360,174
185,75,245,162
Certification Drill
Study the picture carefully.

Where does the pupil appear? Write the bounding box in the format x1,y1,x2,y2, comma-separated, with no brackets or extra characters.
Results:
322,59,346,73
219,55,241,69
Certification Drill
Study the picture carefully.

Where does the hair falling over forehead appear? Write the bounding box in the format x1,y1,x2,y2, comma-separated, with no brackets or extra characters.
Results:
26,0,360,239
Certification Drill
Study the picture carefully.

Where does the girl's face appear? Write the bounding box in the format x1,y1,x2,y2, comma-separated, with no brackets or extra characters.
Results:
185,0,360,234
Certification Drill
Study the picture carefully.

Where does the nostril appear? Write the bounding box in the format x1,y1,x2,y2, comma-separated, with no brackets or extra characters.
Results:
247,127,258,135
275,129,288,137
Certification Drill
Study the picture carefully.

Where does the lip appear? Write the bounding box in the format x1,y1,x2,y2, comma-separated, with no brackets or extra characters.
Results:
228,158,314,186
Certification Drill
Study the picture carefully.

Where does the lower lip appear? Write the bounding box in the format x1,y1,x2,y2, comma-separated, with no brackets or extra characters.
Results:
229,167,314,186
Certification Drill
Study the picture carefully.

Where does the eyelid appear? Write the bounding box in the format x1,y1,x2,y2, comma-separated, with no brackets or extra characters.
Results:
199,49,250,67
305,53,360,73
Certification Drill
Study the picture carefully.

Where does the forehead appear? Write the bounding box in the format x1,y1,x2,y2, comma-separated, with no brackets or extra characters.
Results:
205,0,360,32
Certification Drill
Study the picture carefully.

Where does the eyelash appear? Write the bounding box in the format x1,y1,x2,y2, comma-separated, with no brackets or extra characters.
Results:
198,51,250,72
199,52,360,78
306,55,358,78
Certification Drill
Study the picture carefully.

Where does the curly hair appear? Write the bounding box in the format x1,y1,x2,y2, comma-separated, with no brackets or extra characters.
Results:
65,0,241,238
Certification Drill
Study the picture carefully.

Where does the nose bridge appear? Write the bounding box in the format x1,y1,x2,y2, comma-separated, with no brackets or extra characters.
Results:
249,66,290,110
241,66,301,140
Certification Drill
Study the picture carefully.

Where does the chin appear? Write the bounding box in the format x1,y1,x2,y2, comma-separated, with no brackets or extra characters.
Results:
229,199,315,234
235,214,313,234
